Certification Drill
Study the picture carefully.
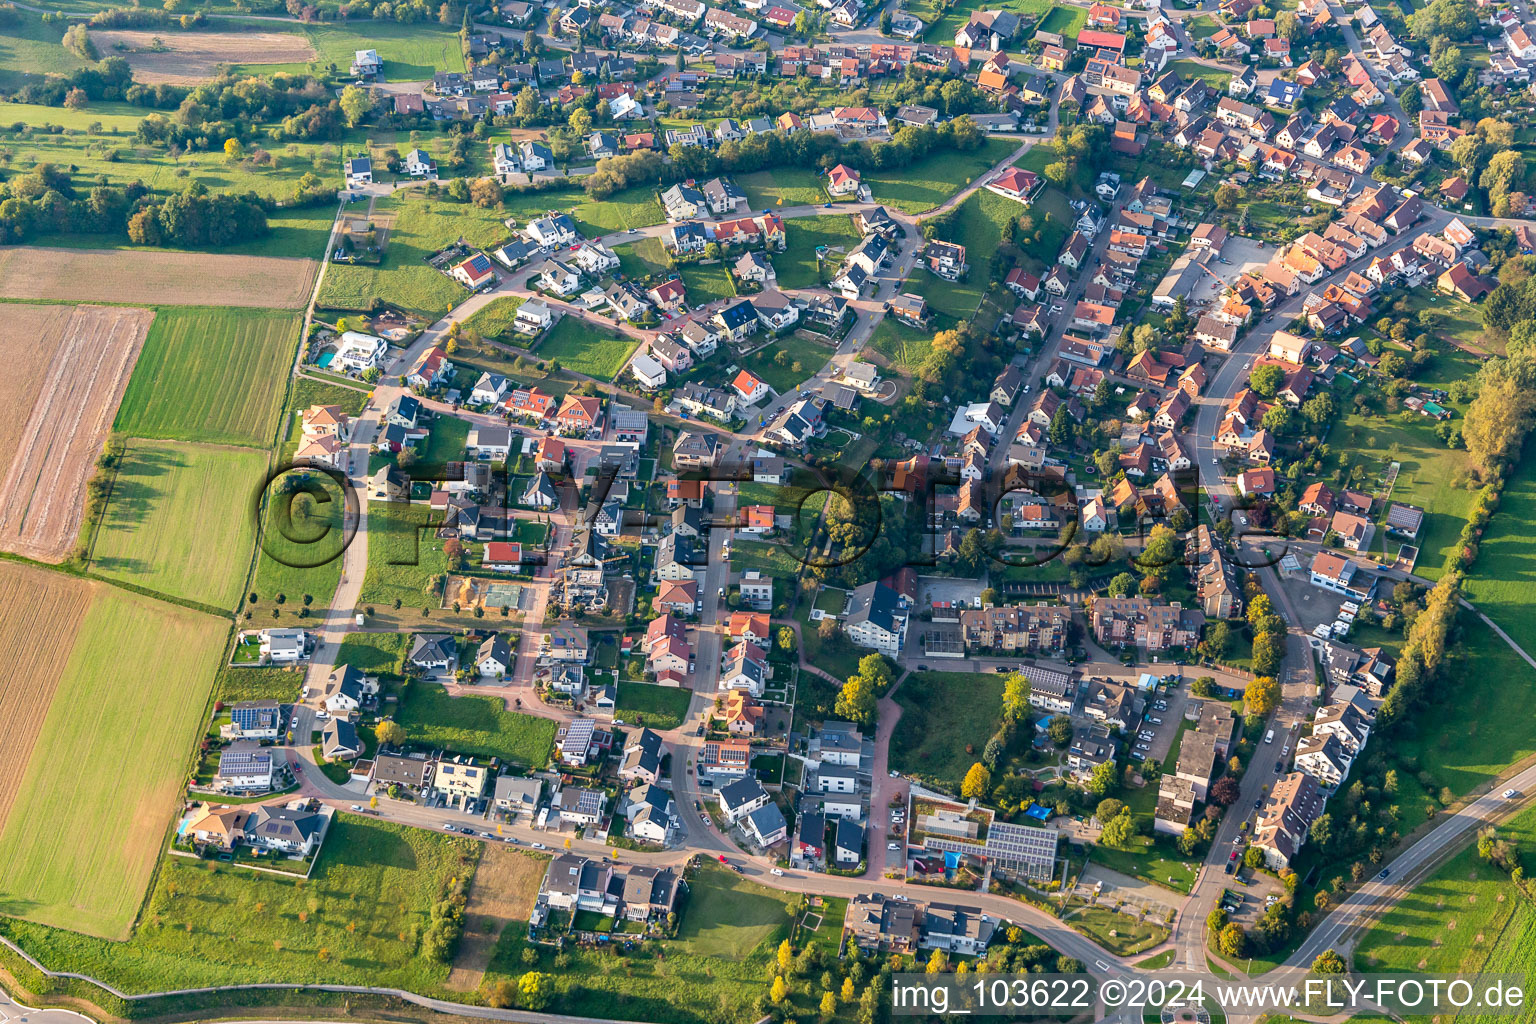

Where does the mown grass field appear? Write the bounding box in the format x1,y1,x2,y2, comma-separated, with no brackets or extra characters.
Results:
775,215,862,290
615,681,693,729
615,236,670,280
0,586,227,939
1463,446,1536,640
1037,4,1087,39
359,500,450,611
459,297,525,341
738,334,831,394
0,10,87,89
336,632,410,676
91,440,268,610
319,194,508,315
737,168,827,209
227,20,468,80
0,815,480,993
1355,802,1536,975
679,261,736,304
1394,613,1536,798
890,670,1004,791
481,862,792,1024
536,316,639,381
115,307,300,447
863,136,1017,214
1319,407,1476,580
250,400,358,614
396,682,556,769
921,188,1022,317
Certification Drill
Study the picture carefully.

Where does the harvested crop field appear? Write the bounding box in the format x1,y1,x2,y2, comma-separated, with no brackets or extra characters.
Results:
0,584,227,940
0,563,95,835
0,247,317,309
88,29,317,84
0,304,152,562
446,844,547,991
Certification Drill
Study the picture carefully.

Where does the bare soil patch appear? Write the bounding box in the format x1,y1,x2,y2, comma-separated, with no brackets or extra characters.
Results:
0,247,317,309
446,844,547,992
0,305,152,562
0,563,96,833
88,29,316,84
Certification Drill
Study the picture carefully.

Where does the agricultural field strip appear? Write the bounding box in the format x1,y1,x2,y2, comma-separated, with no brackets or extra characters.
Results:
0,247,317,309
87,30,318,85
0,563,95,834
0,304,152,563
0,583,228,940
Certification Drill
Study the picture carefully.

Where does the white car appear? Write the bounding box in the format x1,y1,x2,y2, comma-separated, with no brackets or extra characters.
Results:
350,804,363,811
1505,789,1520,799
888,842,901,851
531,842,547,849
770,867,785,876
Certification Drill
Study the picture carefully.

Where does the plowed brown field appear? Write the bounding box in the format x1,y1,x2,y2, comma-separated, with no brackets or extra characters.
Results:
0,304,153,561
0,248,316,309
88,29,317,84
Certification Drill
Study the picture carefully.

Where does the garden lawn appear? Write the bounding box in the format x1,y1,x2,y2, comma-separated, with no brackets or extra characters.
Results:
318,194,508,315
536,316,640,381
738,334,832,394
869,313,952,374
0,587,226,940
921,188,1018,317
774,215,862,290
673,862,795,959
1037,4,1087,40
419,412,473,467
729,538,807,578
336,632,410,677
0,815,480,993
737,168,827,209
1320,407,1476,579
863,136,1017,214
615,681,694,729
460,297,524,341
889,671,1004,791
1165,59,1232,90
359,501,450,611
91,440,268,610
614,236,670,279
481,863,789,1024
250,453,349,615
679,261,736,304
396,682,556,768
115,307,299,448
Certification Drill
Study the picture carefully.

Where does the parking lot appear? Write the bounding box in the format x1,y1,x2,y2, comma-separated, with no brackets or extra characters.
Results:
1216,869,1284,927
1190,235,1273,307
1274,565,1352,633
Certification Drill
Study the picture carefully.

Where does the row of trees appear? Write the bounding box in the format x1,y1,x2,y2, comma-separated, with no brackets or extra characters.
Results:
0,166,270,248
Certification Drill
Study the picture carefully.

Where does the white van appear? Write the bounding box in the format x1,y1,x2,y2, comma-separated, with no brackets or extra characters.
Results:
1264,729,1275,744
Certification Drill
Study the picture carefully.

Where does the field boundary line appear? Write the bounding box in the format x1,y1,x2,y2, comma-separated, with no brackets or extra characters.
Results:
0,936,654,1024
